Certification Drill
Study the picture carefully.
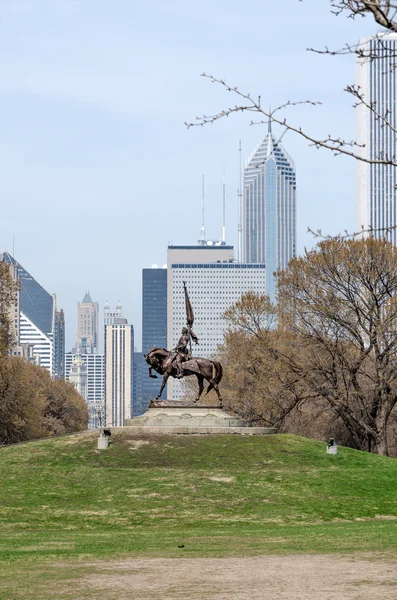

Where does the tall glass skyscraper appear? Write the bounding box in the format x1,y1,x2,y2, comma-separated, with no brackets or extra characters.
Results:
142,267,167,353
356,34,397,242
243,126,296,300
141,267,167,408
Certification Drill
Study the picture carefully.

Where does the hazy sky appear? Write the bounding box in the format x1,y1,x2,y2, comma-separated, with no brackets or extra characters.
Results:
0,0,378,351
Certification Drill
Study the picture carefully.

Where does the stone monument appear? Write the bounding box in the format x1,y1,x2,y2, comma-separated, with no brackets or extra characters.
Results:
125,283,276,435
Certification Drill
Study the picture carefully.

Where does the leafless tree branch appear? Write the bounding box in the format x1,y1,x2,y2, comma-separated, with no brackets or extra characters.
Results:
185,73,397,166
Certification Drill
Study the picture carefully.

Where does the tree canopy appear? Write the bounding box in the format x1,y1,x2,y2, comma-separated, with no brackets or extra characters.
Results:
222,238,397,455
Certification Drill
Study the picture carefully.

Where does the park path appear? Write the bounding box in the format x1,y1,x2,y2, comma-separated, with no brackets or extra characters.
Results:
77,553,397,599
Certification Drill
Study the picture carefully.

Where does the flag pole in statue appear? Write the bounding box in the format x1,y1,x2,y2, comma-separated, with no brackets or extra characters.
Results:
183,281,198,354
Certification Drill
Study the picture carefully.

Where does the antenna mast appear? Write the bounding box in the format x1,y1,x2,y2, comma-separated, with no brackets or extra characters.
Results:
237,141,243,262
200,174,205,244
222,165,226,244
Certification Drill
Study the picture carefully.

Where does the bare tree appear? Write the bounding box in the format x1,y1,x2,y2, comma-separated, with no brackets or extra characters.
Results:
222,238,397,455
277,237,397,456
222,293,319,428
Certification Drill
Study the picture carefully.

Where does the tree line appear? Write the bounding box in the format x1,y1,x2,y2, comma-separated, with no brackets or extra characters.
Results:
220,238,397,456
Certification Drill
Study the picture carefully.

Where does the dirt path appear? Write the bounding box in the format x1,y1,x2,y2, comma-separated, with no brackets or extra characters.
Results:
77,553,397,599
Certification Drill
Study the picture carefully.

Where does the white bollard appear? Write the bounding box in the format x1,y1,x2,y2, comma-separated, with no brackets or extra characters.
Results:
98,436,109,450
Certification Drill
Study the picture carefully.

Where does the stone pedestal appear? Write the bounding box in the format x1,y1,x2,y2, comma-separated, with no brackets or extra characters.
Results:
124,405,277,435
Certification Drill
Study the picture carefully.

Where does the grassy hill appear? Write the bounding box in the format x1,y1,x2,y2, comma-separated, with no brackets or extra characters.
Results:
1,430,397,565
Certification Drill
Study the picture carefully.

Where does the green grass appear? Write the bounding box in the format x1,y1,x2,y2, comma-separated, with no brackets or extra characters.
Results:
1,431,397,597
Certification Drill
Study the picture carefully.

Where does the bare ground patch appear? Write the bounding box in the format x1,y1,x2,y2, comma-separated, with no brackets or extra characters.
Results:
127,440,152,450
67,553,397,600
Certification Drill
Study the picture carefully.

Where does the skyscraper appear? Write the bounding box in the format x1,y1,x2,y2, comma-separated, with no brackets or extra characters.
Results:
68,354,87,400
243,126,296,300
133,351,146,416
167,245,266,399
53,307,65,379
65,351,105,428
105,322,134,426
141,266,167,407
2,252,55,372
356,33,397,241
76,292,99,353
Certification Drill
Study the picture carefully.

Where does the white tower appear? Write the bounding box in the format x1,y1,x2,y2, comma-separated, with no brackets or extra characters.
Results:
356,33,397,241
105,323,134,426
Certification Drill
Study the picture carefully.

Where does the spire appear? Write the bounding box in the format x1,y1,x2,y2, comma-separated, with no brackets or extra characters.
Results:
82,290,93,304
268,105,272,134
199,174,205,244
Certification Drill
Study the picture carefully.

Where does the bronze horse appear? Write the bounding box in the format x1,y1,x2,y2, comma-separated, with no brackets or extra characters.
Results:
144,347,223,405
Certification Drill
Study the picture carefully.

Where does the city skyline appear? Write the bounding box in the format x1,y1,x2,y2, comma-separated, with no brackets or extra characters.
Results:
0,2,376,353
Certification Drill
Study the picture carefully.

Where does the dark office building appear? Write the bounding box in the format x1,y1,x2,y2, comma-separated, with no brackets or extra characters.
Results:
132,351,145,416
140,267,167,412
53,308,65,379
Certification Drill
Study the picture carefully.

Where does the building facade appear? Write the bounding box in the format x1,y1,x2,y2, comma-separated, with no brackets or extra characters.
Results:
104,303,126,325
141,266,167,409
65,351,105,428
53,307,65,379
105,323,134,426
133,351,146,416
243,126,296,300
76,292,99,353
2,252,55,373
356,33,397,242
68,354,87,400
167,245,266,399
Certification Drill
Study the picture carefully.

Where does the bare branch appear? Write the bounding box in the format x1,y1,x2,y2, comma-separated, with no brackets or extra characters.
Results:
307,224,397,240
331,1,397,32
186,74,397,166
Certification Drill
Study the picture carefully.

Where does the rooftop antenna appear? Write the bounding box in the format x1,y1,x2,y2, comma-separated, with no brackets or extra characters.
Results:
237,141,243,262
12,234,15,258
200,174,206,244
222,165,226,244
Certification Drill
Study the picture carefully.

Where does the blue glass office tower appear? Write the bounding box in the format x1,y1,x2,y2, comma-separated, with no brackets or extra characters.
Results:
139,267,167,411
243,125,296,301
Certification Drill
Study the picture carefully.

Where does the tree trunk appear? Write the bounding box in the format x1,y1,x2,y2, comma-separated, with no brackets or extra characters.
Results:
372,424,389,456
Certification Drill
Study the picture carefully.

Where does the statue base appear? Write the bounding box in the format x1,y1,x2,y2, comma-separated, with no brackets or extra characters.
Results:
124,403,277,435
148,399,222,409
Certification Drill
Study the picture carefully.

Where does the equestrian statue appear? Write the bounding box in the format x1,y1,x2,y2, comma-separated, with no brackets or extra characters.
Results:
144,282,223,405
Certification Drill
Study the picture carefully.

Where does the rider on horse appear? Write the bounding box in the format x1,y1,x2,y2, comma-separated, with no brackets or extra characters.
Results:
173,326,198,378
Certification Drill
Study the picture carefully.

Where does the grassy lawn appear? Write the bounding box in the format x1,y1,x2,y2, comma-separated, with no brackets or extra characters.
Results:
1,431,397,597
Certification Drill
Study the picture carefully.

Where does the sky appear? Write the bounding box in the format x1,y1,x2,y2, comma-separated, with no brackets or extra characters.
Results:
0,0,379,351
